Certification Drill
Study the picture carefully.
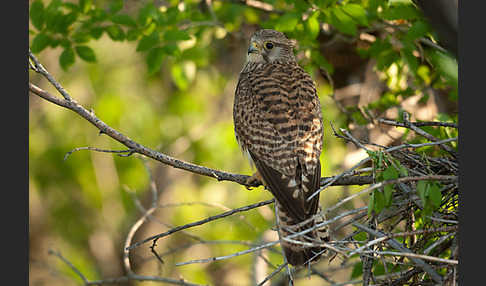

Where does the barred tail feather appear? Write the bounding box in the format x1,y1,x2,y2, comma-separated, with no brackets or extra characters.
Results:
276,204,330,266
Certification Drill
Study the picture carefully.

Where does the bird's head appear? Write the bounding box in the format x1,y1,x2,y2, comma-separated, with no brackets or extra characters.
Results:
246,29,296,64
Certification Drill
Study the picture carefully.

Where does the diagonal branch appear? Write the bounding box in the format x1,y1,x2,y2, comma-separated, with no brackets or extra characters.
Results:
127,199,275,250
29,78,373,189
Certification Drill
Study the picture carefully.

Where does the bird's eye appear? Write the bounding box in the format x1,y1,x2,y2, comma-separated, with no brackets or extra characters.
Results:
265,42,274,49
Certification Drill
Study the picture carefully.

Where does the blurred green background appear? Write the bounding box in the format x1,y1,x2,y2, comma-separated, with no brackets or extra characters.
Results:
29,0,457,285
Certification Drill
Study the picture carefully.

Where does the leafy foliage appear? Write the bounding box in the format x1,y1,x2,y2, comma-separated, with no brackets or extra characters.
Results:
29,0,457,285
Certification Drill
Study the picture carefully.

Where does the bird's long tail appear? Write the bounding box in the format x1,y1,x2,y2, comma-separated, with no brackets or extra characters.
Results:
276,203,330,266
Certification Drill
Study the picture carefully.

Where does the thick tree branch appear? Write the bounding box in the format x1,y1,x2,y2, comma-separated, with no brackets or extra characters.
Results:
29,71,373,189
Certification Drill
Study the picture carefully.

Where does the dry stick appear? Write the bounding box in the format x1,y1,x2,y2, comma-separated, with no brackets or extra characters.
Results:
64,146,134,160
175,206,367,268
123,204,158,273
358,250,458,265
48,249,204,286
256,263,288,286
48,249,89,284
329,270,413,286
402,112,457,157
348,226,458,256
29,50,72,101
173,207,369,267
175,240,281,266
127,199,275,250
378,118,458,129
352,222,443,284
424,233,456,255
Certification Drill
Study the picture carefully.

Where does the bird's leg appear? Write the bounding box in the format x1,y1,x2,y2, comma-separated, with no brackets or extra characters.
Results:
244,171,264,190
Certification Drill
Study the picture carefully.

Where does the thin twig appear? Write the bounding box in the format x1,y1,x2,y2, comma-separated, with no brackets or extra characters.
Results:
29,50,73,101
48,249,89,284
64,146,135,161
378,118,457,129
348,226,457,256
256,263,288,286
358,250,458,265
127,199,275,250
175,240,281,266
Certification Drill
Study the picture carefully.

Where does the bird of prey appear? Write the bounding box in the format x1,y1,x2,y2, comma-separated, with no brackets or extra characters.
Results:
233,29,329,266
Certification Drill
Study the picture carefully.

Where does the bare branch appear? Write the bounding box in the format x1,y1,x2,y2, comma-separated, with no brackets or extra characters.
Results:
29,82,373,189
378,118,457,129
48,249,204,286
48,249,89,284
127,199,275,250
64,146,135,161
256,262,288,286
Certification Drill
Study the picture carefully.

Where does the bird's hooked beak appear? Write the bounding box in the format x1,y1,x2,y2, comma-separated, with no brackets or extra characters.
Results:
247,41,260,54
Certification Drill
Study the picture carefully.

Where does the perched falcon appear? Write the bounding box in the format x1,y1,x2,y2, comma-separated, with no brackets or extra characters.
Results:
233,29,329,266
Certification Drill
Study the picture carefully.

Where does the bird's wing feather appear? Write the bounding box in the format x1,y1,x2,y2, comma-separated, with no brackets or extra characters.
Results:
249,150,321,222
234,64,323,222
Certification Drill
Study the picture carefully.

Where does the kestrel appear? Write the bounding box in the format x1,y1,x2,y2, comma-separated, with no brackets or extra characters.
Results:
233,29,329,266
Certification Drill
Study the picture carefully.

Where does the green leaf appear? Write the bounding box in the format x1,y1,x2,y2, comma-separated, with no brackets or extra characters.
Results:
377,151,384,169
381,3,420,21
368,191,375,216
329,7,357,36
46,0,62,12
341,3,369,26
384,184,394,207
351,261,363,278
78,0,92,14
138,2,158,26
416,180,428,204
89,27,104,39
171,64,190,90
60,47,75,70
429,50,458,86
62,12,78,32
136,32,159,52
111,14,137,27
126,29,140,41
59,38,71,48
401,41,419,74
373,190,385,214
146,47,165,74
72,30,91,43
31,33,52,53
275,13,300,32
75,45,96,62
376,49,400,71
163,30,191,42
351,110,368,125
394,160,409,176
109,0,124,13
382,166,399,180
311,50,334,74
161,44,180,56
105,25,125,41
62,2,80,12
405,20,429,42
30,0,45,30
91,7,108,21
353,232,367,241
428,184,442,208
305,11,320,39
